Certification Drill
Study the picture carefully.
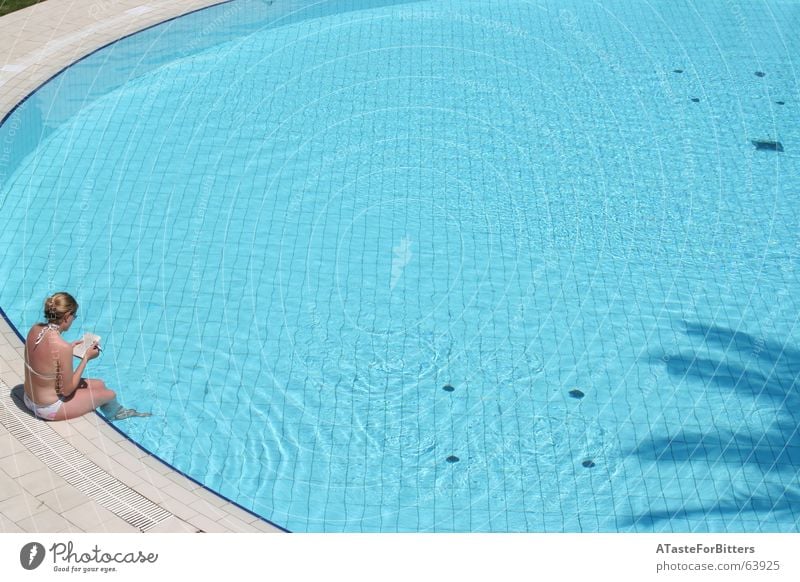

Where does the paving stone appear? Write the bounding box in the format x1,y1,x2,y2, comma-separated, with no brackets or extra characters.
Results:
0,452,46,479
16,467,67,497
146,516,200,533
0,469,22,502
0,491,48,522
62,501,122,531
16,507,72,533
37,483,91,514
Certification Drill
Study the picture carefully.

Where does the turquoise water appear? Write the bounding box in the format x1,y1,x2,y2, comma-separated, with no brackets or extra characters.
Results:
1,0,799,532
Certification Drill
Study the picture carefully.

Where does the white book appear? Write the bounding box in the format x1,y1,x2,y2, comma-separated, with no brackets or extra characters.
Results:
73,332,101,358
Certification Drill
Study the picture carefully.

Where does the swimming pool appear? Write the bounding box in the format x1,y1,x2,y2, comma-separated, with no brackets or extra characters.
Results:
1,0,798,532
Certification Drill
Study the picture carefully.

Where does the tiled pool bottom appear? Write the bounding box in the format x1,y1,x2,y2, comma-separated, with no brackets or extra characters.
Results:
1,0,799,532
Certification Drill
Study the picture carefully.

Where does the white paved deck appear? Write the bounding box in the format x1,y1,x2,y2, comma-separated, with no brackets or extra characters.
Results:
0,0,283,533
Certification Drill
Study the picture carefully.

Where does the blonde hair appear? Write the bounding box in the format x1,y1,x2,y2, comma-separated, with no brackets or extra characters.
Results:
43,292,78,324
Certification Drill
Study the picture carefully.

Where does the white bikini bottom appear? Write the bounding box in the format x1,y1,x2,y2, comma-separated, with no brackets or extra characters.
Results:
23,392,63,421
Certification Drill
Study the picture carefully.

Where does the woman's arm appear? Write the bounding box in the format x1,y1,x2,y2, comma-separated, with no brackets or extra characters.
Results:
56,342,98,397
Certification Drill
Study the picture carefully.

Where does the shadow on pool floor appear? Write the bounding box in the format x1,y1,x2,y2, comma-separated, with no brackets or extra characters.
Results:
626,322,800,530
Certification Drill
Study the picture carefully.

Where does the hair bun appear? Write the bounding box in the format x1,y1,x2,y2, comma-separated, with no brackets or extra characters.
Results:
44,297,56,316
43,292,78,323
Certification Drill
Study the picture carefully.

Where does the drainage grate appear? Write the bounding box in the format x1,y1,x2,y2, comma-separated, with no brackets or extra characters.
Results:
0,378,173,531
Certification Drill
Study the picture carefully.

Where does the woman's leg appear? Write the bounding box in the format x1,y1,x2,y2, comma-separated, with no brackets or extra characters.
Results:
54,379,116,421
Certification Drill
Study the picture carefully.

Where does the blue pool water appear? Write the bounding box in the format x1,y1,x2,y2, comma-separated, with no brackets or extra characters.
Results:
1,0,799,532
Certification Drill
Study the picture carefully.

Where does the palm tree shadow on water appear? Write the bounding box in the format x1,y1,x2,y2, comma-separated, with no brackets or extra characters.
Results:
625,321,800,530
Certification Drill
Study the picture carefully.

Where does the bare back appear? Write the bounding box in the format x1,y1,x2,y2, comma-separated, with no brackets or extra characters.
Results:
24,324,71,406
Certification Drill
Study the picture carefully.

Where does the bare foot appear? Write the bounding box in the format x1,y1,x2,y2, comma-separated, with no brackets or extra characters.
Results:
113,407,152,420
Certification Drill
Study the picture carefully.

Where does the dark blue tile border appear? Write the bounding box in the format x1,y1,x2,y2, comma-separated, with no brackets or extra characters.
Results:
0,0,234,128
0,305,25,342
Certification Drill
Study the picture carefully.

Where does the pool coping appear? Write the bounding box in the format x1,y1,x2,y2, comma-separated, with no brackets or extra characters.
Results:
0,0,286,534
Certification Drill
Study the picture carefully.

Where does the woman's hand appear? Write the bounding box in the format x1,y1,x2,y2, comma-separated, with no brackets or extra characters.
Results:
71,339,84,348
83,343,101,361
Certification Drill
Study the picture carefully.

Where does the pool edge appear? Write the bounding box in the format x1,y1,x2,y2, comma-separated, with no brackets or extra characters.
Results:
0,0,289,534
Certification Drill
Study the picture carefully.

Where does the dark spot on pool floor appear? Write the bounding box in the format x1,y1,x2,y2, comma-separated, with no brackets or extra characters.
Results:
582,460,596,468
751,139,784,152
755,71,766,77
691,97,700,102
776,101,785,105
673,69,683,73
446,455,460,463
442,384,455,392
568,389,585,399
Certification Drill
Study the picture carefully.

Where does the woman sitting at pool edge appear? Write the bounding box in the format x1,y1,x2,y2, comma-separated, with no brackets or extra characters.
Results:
23,292,146,421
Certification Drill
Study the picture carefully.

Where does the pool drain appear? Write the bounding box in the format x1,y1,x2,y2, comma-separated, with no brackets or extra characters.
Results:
751,139,784,152
446,455,460,463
